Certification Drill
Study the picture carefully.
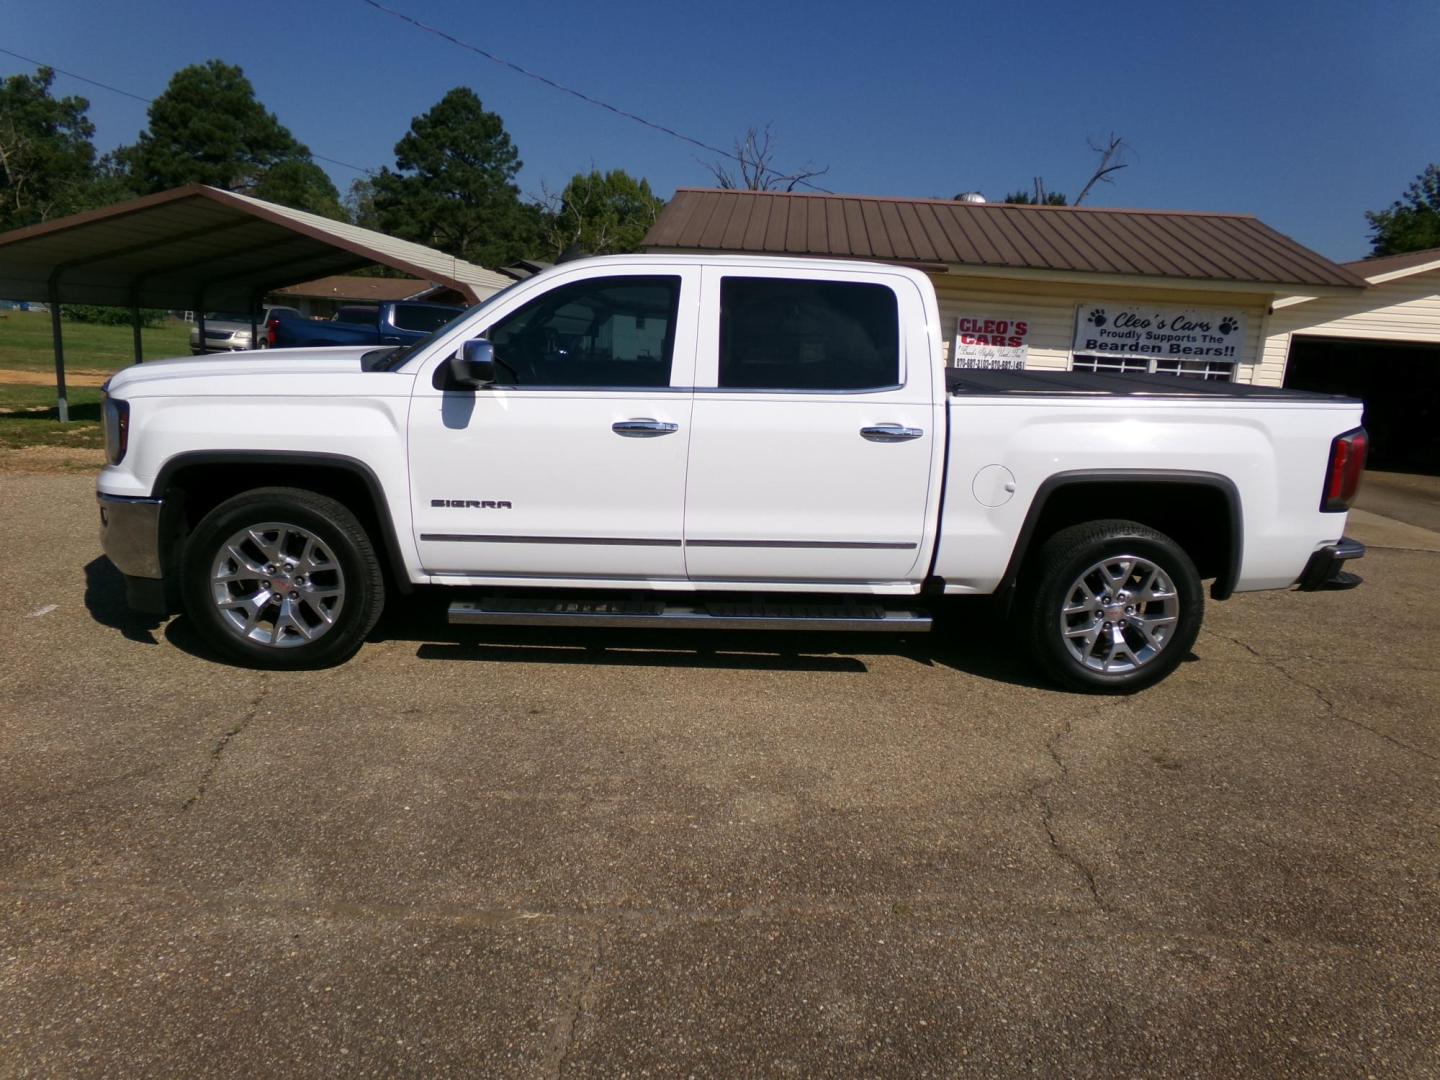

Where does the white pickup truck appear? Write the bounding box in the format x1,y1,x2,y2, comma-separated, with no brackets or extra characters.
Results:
96,254,1368,692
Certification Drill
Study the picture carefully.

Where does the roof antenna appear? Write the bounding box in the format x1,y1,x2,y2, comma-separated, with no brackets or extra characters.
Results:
556,242,587,264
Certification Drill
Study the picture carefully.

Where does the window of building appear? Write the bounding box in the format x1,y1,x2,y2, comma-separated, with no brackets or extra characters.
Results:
485,275,681,387
1072,354,1236,382
719,278,899,391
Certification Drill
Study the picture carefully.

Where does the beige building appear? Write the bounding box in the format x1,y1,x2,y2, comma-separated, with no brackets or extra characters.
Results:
645,189,1439,470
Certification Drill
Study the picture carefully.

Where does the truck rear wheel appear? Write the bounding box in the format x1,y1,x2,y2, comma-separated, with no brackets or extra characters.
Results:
180,487,385,669
1023,519,1202,693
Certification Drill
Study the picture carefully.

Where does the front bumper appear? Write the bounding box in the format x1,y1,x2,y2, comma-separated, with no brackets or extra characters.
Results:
98,493,170,613
98,492,164,578
1296,536,1365,591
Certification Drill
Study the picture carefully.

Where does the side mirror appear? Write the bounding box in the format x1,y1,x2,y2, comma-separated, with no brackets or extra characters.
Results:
449,339,496,388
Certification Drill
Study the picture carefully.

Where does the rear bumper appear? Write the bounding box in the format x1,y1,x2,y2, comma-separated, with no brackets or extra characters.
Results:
1296,536,1365,591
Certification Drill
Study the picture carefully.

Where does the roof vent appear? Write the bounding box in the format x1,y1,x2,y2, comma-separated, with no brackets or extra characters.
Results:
956,192,987,204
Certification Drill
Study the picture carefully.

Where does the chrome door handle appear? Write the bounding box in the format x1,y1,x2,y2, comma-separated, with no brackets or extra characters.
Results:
860,424,924,443
612,418,679,437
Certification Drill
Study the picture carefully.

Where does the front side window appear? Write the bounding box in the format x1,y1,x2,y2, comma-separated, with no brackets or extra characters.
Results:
485,275,681,387
719,278,900,391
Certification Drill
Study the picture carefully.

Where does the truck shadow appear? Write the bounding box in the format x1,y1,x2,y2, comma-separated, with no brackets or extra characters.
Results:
83,557,165,645
391,593,1057,689
82,568,1057,689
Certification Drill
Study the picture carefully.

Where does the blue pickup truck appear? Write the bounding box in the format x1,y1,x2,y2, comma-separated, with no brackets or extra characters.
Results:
267,301,463,349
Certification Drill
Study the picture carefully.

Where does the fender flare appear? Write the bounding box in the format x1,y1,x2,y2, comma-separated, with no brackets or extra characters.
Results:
996,469,1244,609
150,450,413,593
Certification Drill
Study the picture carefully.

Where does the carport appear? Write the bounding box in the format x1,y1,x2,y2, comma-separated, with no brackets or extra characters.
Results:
0,185,513,419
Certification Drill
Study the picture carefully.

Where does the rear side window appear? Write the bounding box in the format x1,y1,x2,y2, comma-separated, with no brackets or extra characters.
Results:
334,305,378,325
719,278,899,391
393,305,457,333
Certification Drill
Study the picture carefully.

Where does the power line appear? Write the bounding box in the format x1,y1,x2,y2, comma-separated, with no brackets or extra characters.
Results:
356,0,832,193
0,47,151,104
0,46,376,175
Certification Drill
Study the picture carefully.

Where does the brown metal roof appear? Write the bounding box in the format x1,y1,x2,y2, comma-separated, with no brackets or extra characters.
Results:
645,188,1366,290
272,274,434,302
1342,245,1440,282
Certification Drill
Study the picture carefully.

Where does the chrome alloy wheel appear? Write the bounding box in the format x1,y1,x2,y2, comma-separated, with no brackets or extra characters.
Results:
1059,554,1179,674
208,522,345,648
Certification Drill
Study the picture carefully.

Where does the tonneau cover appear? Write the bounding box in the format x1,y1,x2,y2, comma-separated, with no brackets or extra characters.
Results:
945,368,1357,402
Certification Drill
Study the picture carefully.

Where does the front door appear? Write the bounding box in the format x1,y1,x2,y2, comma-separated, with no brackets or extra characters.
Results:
682,269,940,585
409,270,698,582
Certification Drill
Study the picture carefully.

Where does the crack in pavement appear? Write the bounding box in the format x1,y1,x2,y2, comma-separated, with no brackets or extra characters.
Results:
544,927,603,1080
180,674,270,812
1030,709,1108,913
1205,630,1439,765
1276,661,1440,765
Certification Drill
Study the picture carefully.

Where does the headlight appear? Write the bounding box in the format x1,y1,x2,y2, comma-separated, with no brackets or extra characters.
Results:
102,392,130,465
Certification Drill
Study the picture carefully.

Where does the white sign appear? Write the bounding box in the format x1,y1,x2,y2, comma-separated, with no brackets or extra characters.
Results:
1073,304,1246,362
952,315,1030,369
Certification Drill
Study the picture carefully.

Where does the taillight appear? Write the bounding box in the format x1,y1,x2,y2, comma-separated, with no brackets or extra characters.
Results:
267,317,280,346
102,393,130,466
1321,427,1367,512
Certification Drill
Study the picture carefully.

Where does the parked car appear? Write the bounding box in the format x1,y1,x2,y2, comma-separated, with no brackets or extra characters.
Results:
97,255,1367,691
267,301,463,349
189,307,301,354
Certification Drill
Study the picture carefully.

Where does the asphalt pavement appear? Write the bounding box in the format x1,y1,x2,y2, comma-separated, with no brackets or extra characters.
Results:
2,472,1438,1078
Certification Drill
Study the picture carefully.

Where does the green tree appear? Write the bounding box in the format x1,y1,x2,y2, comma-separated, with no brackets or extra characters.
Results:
1366,165,1440,256
999,189,1069,206
345,176,381,230
371,87,541,267
252,158,345,220
546,169,664,256
120,60,341,216
0,66,98,230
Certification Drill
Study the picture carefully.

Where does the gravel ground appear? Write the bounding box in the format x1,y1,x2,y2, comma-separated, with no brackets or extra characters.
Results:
2,472,1437,1078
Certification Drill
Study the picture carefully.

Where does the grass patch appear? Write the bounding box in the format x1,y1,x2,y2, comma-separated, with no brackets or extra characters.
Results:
0,383,104,412
0,382,104,450
0,310,192,374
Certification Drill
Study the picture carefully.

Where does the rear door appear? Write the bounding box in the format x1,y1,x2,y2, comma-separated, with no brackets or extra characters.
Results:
683,267,940,585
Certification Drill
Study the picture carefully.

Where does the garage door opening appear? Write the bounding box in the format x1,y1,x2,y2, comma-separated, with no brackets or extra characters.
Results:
1284,336,1440,474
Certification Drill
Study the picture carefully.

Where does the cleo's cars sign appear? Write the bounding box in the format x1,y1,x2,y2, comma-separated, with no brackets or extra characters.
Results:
953,315,1030,369
1073,305,1246,361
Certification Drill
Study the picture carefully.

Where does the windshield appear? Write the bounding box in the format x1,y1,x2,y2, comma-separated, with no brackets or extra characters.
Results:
363,281,525,372
203,311,251,323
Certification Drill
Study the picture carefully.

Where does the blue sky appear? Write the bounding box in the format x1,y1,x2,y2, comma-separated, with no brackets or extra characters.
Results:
7,0,1437,260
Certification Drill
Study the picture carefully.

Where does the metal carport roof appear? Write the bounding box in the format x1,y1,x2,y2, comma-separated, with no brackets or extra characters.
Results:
0,184,514,419
0,183,513,310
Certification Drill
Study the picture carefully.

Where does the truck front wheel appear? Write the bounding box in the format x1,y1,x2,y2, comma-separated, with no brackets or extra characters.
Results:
180,487,385,669
1023,519,1203,693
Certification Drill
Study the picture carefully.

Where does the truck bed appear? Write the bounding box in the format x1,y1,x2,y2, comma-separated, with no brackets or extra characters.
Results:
945,368,1357,401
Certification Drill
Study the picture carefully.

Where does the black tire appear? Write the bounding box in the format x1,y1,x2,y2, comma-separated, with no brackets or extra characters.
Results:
1021,519,1203,694
180,487,385,669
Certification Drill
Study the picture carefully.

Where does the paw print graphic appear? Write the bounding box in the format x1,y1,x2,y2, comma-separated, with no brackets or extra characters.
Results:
1218,316,1237,335
1087,309,1107,328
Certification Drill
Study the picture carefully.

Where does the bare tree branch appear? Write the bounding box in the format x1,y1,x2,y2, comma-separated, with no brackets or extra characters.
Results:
703,125,829,192
1072,133,1130,206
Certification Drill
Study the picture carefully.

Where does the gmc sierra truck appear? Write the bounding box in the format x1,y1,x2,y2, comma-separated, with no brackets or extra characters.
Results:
96,255,1368,692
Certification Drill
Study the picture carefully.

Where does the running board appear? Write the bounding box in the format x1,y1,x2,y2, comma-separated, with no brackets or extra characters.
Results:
447,598,933,633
